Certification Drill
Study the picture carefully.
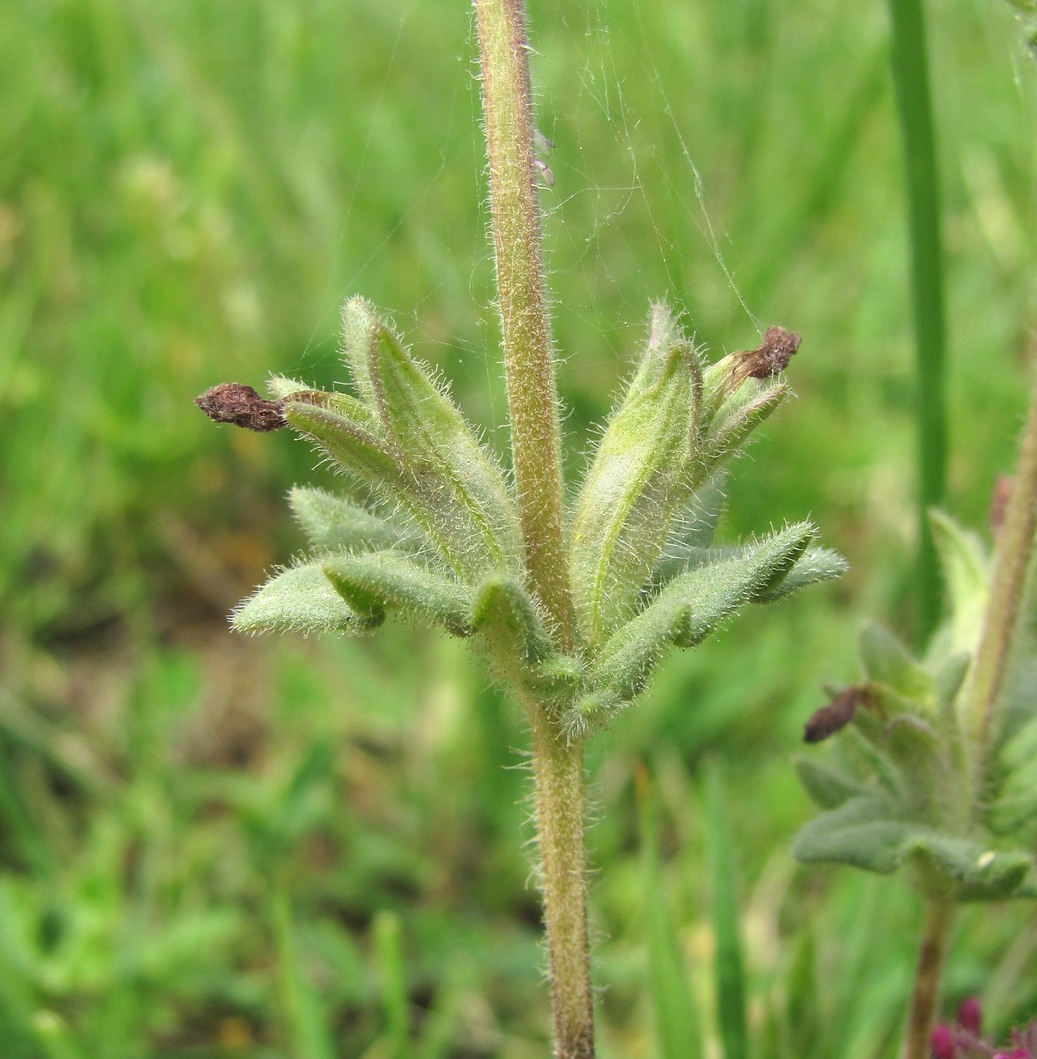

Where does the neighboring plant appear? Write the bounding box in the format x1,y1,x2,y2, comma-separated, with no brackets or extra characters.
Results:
932,997,1037,1058
795,394,1037,1059
795,2,1037,1055
196,2,841,1056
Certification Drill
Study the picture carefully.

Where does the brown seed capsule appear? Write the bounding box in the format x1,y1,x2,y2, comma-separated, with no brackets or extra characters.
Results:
804,685,869,743
195,383,287,432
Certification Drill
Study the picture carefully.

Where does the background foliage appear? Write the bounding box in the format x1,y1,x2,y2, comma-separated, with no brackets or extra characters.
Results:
2,0,1036,1055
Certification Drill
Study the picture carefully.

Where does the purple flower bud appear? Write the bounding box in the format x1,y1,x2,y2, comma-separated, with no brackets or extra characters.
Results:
959,998,984,1037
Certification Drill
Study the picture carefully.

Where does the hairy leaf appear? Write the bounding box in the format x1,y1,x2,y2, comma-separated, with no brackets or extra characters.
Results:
586,522,816,708
288,487,421,553
231,560,379,636
324,551,472,637
569,303,703,646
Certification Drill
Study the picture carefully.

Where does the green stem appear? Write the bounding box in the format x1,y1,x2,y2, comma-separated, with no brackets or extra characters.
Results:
903,898,954,1059
531,711,595,1059
475,5,593,1056
886,0,948,643
474,0,573,646
963,378,1037,786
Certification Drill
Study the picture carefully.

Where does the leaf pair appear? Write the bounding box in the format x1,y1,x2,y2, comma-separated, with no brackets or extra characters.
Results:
275,297,522,583
565,304,843,728
568,304,800,649
210,297,844,734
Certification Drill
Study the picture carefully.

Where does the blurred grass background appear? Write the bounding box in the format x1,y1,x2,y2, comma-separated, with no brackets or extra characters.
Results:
2,0,1037,1056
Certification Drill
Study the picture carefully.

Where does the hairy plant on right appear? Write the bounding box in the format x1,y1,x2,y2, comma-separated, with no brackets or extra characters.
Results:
794,3,1037,1057
796,464,1037,1057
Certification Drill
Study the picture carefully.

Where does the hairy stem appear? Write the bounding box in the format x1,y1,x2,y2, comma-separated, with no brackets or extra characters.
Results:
475,4,593,1055
964,378,1037,787
475,0,573,646
531,711,595,1059
903,898,954,1059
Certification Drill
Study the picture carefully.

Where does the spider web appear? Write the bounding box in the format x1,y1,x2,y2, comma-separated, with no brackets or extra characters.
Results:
294,0,765,455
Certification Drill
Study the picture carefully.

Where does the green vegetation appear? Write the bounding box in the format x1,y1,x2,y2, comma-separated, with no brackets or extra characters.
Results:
3,0,1037,1056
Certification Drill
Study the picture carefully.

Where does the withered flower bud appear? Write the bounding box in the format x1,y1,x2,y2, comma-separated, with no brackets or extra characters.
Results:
745,326,801,379
195,383,287,432
804,685,870,743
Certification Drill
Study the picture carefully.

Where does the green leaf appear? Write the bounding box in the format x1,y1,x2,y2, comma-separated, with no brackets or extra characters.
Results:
793,795,923,874
989,712,1037,840
752,546,847,602
323,552,472,636
663,542,845,602
859,623,934,708
470,574,554,665
681,471,728,547
793,756,870,809
338,295,381,405
284,398,493,581
927,509,990,661
793,797,1035,900
699,376,788,478
587,523,816,707
231,560,379,635
288,487,420,553
283,394,403,491
910,834,1033,902
340,297,522,577
933,651,970,714
525,654,587,703
569,303,703,646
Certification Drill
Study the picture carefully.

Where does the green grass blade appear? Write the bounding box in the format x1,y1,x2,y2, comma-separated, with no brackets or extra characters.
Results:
374,909,411,1056
886,0,949,641
704,760,748,1059
272,887,337,1059
636,765,705,1059
786,925,823,1058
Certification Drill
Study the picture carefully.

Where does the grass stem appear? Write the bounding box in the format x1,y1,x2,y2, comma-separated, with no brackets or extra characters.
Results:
886,0,948,642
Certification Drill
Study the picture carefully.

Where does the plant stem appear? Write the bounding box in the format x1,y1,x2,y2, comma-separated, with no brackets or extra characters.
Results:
964,378,1037,785
903,897,954,1059
886,0,948,643
475,4,594,1056
531,710,595,1059
474,0,573,645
